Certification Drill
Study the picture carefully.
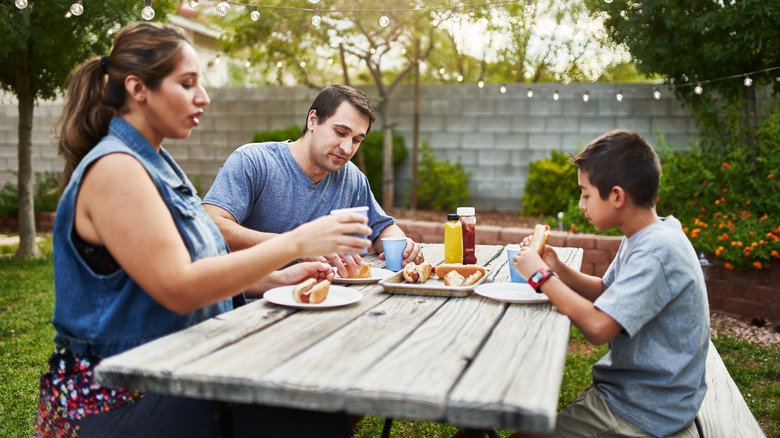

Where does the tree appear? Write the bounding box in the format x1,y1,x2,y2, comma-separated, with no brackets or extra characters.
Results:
585,0,780,156
0,1,175,257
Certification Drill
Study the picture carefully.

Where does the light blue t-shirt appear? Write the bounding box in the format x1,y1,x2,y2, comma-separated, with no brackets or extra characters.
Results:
202,141,395,242
593,216,710,437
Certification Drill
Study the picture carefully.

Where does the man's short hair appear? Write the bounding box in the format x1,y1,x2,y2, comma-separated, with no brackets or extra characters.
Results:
573,130,661,208
300,85,376,137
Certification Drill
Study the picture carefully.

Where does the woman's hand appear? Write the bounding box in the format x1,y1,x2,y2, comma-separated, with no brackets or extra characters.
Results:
287,213,372,259
245,261,334,297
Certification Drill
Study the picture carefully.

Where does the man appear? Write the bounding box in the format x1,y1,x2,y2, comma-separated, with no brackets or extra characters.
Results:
202,84,423,277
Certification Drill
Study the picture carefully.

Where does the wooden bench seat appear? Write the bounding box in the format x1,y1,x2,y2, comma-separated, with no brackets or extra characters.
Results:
698,340,765,437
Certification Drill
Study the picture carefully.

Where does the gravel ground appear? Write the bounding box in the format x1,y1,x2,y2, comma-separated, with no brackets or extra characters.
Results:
390,208,780,346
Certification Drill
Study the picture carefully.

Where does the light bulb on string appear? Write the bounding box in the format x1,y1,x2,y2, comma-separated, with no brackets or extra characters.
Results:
553,90,560,101
70,1,84,16
477,81,484,88
65,11,72,18
439,68,445,75
141,0,155,20
524,0,535,16
605,0,613,3
276,61,283,68
311,10,321,26
582,92,590,102
300,61,306,68
188,0,198,9
216,0,230,16
327,58,334,65
616,90,624,102
500,85,507,94
308,0,320,3
457,75,464,82
251,6,260,21
214,55,221,65
527,88,533,98
743,74,752,87
653,87,661,100
15,0,28,10
379,11,390,27
694,82,703,94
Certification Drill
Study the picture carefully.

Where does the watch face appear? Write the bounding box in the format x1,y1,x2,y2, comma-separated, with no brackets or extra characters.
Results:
530,271,544,283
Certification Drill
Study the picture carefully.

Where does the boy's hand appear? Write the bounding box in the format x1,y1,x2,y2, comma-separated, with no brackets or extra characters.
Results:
512,246,548,280
520,235,562,271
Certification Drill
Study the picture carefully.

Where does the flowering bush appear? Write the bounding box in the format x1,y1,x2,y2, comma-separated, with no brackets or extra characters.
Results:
656,109,780,272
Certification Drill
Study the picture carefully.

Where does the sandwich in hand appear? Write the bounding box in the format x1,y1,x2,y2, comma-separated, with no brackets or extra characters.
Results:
346,262,372,279
528,224,551,256
402,260,433,283
292,278,330,304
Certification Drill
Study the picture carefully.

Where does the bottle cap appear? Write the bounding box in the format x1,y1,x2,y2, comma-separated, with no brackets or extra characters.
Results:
457,207,475,216
447,214,460,221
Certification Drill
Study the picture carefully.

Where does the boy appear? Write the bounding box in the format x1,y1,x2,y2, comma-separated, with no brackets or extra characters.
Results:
512,130,709,437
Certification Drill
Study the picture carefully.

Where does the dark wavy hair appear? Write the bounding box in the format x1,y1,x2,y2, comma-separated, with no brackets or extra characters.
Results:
300,84,376,137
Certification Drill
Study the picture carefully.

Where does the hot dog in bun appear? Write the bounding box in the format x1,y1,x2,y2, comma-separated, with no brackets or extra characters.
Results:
434,264,487,280
292,278,330,304
528,224,551,256
442,269,484,287
402,260,433,283
346,262,372,279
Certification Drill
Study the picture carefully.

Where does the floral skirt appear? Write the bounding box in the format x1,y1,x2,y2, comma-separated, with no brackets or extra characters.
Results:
35,347,143,437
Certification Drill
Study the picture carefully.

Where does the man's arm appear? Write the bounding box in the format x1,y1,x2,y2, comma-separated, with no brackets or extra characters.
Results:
203,203,279,251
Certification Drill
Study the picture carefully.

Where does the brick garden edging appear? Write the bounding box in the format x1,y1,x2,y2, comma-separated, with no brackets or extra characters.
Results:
397,219,779,323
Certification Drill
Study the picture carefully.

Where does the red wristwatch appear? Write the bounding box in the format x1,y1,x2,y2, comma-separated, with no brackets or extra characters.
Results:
528,268,557,293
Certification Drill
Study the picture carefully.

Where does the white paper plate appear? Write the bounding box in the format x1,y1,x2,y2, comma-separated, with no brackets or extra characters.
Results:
474,282,550,304
332,267,395,284
263,285,362,309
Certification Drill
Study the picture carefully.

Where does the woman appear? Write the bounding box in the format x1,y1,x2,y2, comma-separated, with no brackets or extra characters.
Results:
36,22,368,437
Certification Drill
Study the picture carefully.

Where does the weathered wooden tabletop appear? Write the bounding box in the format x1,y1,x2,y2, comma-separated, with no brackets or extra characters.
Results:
96,244,583,434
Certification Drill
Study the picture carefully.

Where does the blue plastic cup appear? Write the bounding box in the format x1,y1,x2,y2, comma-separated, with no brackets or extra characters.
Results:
382,237,407,271
506,244,527,283
330,206,370,255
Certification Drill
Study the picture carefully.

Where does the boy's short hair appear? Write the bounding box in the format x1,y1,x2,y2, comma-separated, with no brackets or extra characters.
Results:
300,84,375,137
573,130,661,208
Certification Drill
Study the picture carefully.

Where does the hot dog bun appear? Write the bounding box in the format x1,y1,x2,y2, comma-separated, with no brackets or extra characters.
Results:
402,260,433,283
292,278,330,304
346,262,372,278
441,266,484,287
528,224,551,256
434,264,486,280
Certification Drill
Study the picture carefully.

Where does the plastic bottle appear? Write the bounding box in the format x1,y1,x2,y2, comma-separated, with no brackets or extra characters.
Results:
458,207,477,265
444,214,463,264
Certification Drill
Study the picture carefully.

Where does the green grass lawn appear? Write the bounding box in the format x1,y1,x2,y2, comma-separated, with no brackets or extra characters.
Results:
1,237,777,437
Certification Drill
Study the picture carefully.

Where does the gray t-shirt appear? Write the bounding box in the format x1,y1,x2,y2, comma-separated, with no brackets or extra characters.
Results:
593,216,710,437
202,141,395,242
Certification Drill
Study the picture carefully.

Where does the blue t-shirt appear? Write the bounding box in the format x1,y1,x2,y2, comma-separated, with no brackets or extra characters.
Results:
593,216,710,437
202,141,395,242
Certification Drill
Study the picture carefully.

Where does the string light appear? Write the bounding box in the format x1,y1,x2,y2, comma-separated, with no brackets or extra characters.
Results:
244,60,251,68
500,84,507,93
188,0,198,9
15,0,28,9
311,10,321,26
251,5,260,21
214,54,221,65
141,0,155,20
524,0,535,16
694,82,703,94
379,10,390,27
653,87,661,100
553,90,560,101
308,0,320,3
616,90,624,102
743,74,753,87
70,0,84,16
216,0,230,16
582,91,590,102
477,81,485,88
457,74,464,82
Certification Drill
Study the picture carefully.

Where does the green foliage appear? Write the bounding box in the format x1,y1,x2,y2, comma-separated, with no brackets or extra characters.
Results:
0,171,61,217
521,149,580,217
251,126,408,205
415,142,471,211
656,112,780,271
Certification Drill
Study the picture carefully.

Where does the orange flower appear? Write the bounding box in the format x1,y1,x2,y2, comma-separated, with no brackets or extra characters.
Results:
722,188,728,193
745,200,751,205
753,261,762,269
769,174,775,179
731,241,738,246
748,231,754,236
722,162,731,169
725,262,733,270
760,214,768,221
700,207,707,213
715,200,720,205
772,250,779,258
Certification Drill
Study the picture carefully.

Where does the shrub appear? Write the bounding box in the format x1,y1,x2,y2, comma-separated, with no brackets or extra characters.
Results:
522,149,580,216
251,126,407,205
0,171,62,217
415,142,471,211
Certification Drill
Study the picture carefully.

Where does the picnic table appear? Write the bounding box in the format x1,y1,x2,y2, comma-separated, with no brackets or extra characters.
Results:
95,243,583,436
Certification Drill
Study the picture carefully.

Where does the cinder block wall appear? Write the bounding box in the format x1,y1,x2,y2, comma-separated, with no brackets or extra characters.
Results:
396,219,779,322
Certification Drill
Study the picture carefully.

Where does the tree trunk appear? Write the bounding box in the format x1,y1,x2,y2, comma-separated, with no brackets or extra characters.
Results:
379,100,393,210
410,39,421,211
15,78,41,258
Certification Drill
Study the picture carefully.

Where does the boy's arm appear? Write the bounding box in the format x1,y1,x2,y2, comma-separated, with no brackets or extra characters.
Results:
542,245,607,301
539,276,623,345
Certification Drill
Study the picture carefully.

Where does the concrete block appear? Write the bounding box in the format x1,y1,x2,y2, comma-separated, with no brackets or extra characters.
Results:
651,117,691,133
545,117,581,133
579,116,619,134
418,115,447,131
426,132,462,150
494,133,527,151
462,99,495,115
478,116,513,133
494,99,530,116
512,116,548,133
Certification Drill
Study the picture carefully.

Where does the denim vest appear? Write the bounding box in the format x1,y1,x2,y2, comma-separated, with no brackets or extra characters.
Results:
52,117,232,359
